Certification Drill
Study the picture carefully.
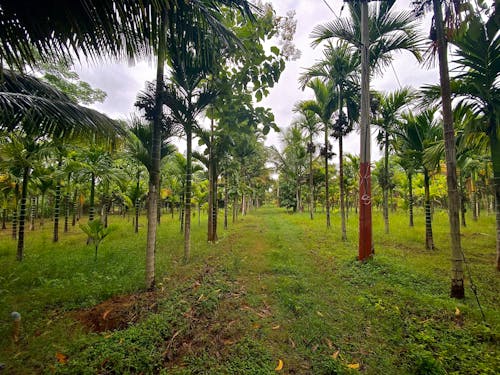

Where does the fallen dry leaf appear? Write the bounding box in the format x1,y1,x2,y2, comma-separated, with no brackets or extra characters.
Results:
331,350,340,359
275,359,283,371
272,325,280,330
347,363,360,369
55,352,67,364
102,309,112,320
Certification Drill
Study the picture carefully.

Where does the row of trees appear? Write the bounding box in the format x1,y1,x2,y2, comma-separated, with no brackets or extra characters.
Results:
272,0,499,299
0,1,299,290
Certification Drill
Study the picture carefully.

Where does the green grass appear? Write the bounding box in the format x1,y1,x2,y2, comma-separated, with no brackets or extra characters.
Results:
0,207,498,374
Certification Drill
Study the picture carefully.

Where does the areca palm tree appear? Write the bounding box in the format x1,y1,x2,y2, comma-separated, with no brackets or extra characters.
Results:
300,41,360,239
311,0,422,250
311,1,422,73
373,87,415,234
0,131,52,260
301,79,337,228
292,104,321,220
452,12,499,270
1,0,255,289
397,108,442,250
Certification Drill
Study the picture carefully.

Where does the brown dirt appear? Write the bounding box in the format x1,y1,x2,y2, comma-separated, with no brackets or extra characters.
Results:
73,291,158,332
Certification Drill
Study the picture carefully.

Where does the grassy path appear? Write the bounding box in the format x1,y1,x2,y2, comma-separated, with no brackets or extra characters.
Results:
0,206,498,374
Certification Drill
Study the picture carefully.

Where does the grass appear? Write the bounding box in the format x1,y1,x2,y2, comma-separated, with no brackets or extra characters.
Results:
0,207,498,374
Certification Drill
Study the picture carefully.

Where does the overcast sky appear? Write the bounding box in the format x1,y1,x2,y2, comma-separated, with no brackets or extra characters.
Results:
74,0,437,160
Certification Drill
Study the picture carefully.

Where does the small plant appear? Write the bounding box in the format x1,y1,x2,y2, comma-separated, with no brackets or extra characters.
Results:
80,219,113,260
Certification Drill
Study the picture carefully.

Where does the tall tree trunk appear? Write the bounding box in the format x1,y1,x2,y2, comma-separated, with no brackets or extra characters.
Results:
460,179,466,227
339,135,347,241
408,173,414,227
135,198,140,233
53,175,61,242
471,174,478,221
40,193,45,227
64,192,70,233
309,133,314,220
324,124,331,228
184,126,193,262
2,207,6,230
383,131,390,234
71,189,77,227
433,0,464,298
424,170,434,250
145,8,167,290
224,171,229,230
180,192,185,233
89,173,96,222
358,0,372,260
30,196,36,231
17,167,29,261
232,195,237,223
12,208,17,240
490,131,500,271
208,119,215,242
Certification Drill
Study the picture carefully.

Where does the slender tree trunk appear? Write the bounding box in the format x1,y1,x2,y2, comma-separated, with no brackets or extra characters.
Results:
40,193,45,227
490,132,500,271
17,167,29,261
358,0,372,260
224,171,229,230
89,173,96,222
30,196,36,231
424,170,434,250
324,124,331,228
2,207,6,230
184,126,193,262
232,195,237,223
208,119,215,242
180,192,185,233
383,132,390,234
53,176,61,242
145,8,167,290
433,0,464,297
64,192,70,233
408,173,414,227
471,175,478,221
72,189,77,227
213,175,218,240
309,133,314,220
135,198,140,233
339,136,347,241
460,180,466,227
12,208,17,240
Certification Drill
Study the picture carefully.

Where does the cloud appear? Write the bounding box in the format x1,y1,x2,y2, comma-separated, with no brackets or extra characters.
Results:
73,0,438,162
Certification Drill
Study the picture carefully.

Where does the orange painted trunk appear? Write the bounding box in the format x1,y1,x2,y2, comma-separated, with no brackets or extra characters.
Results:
359,162,373,261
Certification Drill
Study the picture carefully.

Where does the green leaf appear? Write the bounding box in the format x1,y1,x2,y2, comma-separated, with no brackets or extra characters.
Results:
270,46,280,56
255,90,263,102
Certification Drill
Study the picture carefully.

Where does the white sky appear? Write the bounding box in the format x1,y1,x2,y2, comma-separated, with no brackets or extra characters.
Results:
74,0,438,161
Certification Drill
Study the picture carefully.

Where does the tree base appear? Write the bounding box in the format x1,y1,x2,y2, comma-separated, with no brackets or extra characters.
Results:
450,279,465,299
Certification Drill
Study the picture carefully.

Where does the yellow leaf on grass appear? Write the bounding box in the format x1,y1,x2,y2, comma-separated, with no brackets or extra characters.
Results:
275,359,284,371
331,350,340,359
55,352,67,364
455,307,461,316
316,311,324,317
347,363,360,369
272,325,280,330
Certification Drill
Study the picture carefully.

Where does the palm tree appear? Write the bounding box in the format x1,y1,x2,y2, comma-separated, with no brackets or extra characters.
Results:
0,131,51,261
373,87,415,234
311,0,423,250
301,79,337,228
300,41,360,239
397,108,442,250
451,12,499,270
271,125,308,213
292,105,321,220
